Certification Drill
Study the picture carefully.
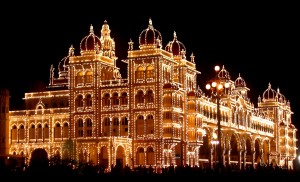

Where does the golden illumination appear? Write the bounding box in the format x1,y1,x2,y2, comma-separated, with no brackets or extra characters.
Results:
1,19,296,172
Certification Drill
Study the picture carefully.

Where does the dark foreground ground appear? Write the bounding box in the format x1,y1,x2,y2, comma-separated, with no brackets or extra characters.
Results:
1,164,300,180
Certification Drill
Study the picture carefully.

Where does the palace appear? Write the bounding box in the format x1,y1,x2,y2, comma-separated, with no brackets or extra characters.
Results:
0,18,297,171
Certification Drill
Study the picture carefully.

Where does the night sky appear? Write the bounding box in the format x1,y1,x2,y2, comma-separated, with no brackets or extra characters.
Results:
1,2,299,149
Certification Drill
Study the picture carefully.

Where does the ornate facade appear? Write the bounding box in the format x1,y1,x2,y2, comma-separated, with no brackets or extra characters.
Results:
1,18,297,170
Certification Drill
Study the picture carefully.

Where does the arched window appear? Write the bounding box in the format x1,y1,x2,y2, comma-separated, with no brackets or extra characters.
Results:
77,119,84,137
146,65,154,79
146,147,155,165
19,125,25,140
54,123,61,139
103,117,110,136
145,90,154,103
121,117,128,136
112,92,119,106
86,71,93,83
102,93,110,107
37,124,42,139
135,90,144,105
85,94,92,107
120,92,128,105
136,66,144,80
146,115,154,134
76,71,84,85
63,122,69,138
112,117,119,136
44,124,49,139
11,125,17,141
136,115,144,136
29,124,35,140
76,95,84,108
85,118,92,137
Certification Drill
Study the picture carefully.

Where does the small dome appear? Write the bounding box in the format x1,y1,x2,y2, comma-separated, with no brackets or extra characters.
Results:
165,31,186,59
277,88,286,103
139,18,162,48
58,45,74,72
80,24,101,54
262,83,277,101
234,73,246,87
218,65,231,81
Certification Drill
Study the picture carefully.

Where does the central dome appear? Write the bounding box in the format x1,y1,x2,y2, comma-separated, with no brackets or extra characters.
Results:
139,18,162,48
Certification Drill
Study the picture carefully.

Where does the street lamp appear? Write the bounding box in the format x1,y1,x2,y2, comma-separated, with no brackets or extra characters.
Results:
205,65,230,172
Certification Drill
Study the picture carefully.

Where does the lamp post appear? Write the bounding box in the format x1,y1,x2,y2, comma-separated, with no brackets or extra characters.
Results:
205,65,230,172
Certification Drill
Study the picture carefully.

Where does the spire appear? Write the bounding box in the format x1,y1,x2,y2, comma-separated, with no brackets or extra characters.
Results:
90,24,94,34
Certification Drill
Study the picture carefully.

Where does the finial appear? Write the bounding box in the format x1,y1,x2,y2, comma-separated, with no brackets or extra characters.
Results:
90,24,94,34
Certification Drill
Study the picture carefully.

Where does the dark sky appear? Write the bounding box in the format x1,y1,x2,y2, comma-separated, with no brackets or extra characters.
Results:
1,2,299,141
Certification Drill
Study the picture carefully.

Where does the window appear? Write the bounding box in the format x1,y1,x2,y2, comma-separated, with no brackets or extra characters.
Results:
103,93,110,107
77,119,84,137
136,66,144,80
146,65,154,79
112,93,119,106
145,90,154,103
76,71,84,85
76,95,84,108
120,92,128,105
85,94,92,107
86,71,93,83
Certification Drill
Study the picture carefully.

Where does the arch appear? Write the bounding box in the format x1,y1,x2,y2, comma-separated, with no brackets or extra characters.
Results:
102,93,110,107
76,71,84,85
54,122,61,139
120,92,128,105
85,118,93,137
145,65,154,79
146,114,154,135
116,146,125,168
136,147,145,166
85,70,93,83
99,146,109,169
43,123,49,140
136,66,144,80
121,116,129,136
63,122,69,138
135,90,144,105
76,118,84,137
146,146,155,165
11,125,17,141
103,117,110,136
145,89,154,103
85,94,92,107
136,115,144,136
19,125,25,140
112,117,119,136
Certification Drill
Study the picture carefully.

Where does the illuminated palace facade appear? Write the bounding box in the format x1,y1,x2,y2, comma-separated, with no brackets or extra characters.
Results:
2,19,297,170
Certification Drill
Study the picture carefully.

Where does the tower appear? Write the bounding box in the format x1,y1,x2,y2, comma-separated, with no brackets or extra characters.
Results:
0,89,10,156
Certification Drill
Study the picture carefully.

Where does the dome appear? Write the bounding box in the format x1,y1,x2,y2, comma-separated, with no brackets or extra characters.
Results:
80,24,101,55
165,31,186,59
262,83,277,101
234,73,246,87
58,45,74,78
218,65,231,81
58,45,74,72
139,18,162,48
277,88,286,103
